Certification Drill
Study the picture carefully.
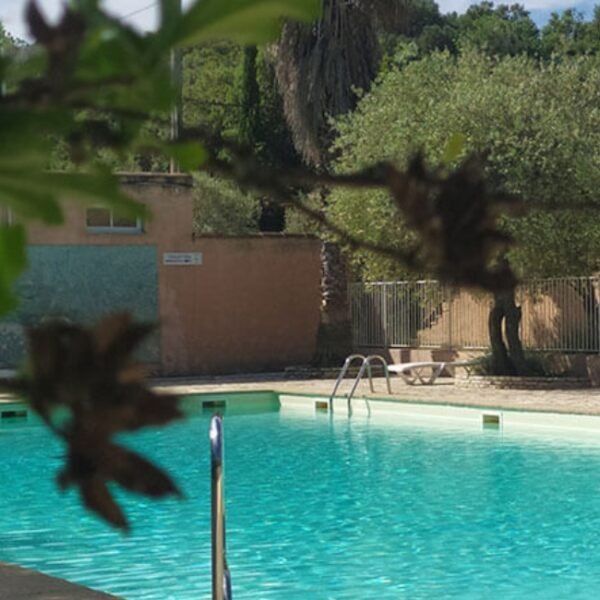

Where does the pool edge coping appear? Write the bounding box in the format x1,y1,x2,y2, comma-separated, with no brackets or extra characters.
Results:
4,381,600,418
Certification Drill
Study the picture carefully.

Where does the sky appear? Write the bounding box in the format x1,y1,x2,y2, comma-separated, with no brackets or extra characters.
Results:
0,0,597,41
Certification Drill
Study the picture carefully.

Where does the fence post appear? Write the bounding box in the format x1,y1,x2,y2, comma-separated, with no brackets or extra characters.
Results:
447,285,453,350
381,283,388,348
591,277,600,354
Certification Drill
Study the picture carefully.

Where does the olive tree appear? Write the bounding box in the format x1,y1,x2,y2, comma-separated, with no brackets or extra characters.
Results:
328,50,600,375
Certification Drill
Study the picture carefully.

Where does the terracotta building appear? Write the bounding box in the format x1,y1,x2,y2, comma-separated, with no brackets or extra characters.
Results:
0,174,321,375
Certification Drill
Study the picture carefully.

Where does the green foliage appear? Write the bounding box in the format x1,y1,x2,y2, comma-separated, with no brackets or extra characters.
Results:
238,46,261,147
386,2,600,62
182,41,298,168
0,224,26,312
0,21,25,52
472,351,550,376
167,141,209,171
456,2,540,57
248,47,300,168
329,50,600,280
414,22,457,55
285,190,323,235
193,172,260,234
382,2,542,61
541,7,600,58
183,41,242,138
403,0,445,36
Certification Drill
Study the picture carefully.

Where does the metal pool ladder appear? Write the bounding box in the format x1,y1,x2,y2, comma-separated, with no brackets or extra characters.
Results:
328,354,392,414
210,415,232,600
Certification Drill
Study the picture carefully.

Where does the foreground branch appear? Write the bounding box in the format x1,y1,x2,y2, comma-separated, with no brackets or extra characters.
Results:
195,130,523,293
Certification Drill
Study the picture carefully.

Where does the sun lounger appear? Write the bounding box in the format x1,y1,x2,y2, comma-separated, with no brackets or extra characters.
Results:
388,360,480,385
388,362,447,385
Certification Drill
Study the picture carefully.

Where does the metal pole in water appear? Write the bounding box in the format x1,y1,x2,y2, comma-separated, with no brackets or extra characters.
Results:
210,415,232,600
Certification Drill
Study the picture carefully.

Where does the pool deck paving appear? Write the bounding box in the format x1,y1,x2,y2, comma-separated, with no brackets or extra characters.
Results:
153,372,600,416
3,372,600,598
3,372,600,415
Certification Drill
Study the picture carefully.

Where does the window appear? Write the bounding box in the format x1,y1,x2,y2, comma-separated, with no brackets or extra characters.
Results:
86,208,142,233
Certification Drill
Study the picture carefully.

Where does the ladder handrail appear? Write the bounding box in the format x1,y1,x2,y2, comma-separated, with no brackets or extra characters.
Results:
328,354,366,412
365,355,392,395
329,354,392,414
210,415,232,600
346,360,370,416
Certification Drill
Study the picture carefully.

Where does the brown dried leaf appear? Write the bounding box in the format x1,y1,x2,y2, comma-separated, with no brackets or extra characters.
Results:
27,321,95,417
100,444,182,498
387,155,522,292
117,364,148,385
80,477,129,531
94,313,154,363
99,389,183,431
25,1,53,45
23,314,183,530
28,321,93,379
93,312,134,355
25,1,86,100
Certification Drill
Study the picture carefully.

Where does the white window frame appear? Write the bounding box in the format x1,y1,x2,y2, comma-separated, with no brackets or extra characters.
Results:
86,208,143,234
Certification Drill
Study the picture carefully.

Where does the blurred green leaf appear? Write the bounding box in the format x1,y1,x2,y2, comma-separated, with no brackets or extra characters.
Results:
0,224,27,315
0,110,69,157
0,164,147,224
0,174,64,224
167,142,208,172
441,133,467,166
175,0,321,45
159,0,181,29
47,169,149,220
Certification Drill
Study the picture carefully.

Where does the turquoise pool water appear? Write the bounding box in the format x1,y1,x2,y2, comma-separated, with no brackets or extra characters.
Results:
2,396,600,598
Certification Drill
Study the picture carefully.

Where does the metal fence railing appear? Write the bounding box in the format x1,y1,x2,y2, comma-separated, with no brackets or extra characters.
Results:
351,277,600,353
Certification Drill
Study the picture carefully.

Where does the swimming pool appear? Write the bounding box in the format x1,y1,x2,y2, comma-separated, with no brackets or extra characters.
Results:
2,392,600,598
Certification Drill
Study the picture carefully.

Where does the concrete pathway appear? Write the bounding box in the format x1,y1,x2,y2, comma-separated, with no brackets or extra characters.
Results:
0,562,120,599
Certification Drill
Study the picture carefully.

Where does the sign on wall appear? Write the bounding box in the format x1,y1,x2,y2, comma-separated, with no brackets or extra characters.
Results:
163,252,203,266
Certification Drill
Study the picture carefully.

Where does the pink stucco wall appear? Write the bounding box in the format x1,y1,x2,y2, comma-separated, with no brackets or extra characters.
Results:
160,236,321,374
27,174,321,374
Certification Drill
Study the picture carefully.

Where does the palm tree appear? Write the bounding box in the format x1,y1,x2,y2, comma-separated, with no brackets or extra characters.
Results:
277,0,408,167
276,0,409,363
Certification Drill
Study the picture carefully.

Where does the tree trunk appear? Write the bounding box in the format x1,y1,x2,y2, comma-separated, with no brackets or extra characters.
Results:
314,241,353,366
488,289,529,376
488,294,512,375
320,241,349,324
